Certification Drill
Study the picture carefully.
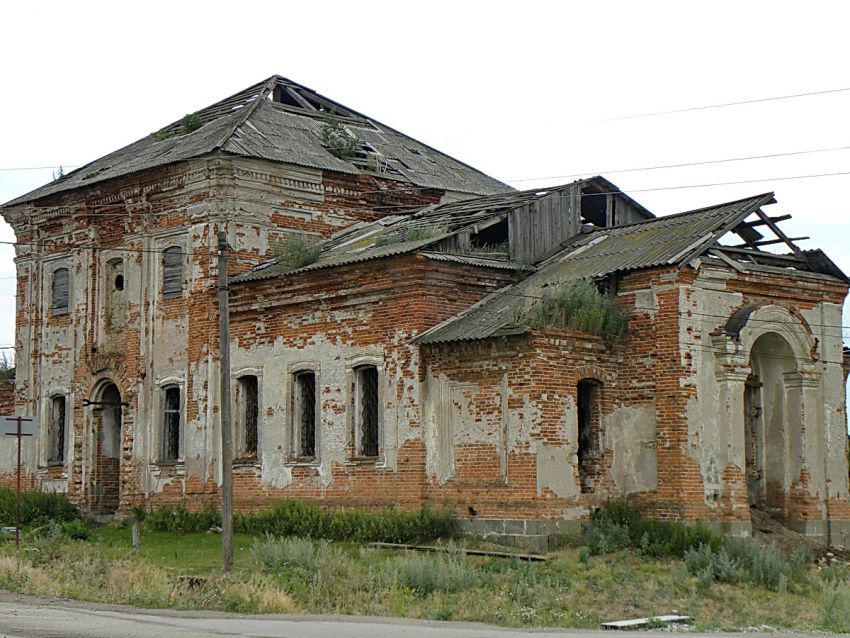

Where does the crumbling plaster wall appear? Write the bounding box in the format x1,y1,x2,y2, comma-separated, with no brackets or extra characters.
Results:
421,327,657,521
680,260,849,535
0,154,457,511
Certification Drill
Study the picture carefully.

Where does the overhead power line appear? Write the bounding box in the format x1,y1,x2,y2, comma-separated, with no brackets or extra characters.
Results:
0,165,81,172
508,143,850,183
600,86,850,121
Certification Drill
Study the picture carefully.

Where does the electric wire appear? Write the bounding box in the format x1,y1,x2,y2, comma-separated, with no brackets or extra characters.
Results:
599,86,850,121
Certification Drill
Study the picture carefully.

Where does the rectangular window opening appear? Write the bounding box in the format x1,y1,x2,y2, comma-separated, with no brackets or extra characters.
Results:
52,268,70,316
162,386,181,461
354,365,379,457
577,379,602,494
238,376,259,458
293,371,317,458
48,396,66,465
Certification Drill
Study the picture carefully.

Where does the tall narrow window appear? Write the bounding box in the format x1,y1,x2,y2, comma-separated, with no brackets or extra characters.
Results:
48,396,66,465
52,268,69,316
237,376,259,457
293,371,317,458
577,379,602,493
354,365,379,457
162,386,181,461
162,246,183,299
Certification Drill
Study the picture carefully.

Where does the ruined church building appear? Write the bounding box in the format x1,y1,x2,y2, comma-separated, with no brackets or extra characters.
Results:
2,76,849,549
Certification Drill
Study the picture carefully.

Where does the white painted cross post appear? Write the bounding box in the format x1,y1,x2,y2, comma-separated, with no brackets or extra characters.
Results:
0,416,38,552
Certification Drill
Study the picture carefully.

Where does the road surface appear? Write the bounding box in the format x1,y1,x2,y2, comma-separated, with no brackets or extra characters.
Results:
0,591,839,638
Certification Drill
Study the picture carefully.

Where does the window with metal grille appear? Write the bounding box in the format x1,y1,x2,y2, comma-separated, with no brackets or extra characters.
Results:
354,365,379,457
162,246,183,299
238,376,259,457
293,371,316,458
48,396,66,464
52,268,70,315
162,386,181,461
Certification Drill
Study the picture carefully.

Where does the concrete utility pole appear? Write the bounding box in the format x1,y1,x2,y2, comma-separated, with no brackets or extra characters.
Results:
217,230,233,572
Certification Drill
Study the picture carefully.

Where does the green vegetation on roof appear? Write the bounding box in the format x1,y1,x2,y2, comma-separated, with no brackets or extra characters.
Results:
516,278,628,343
273,233,323,270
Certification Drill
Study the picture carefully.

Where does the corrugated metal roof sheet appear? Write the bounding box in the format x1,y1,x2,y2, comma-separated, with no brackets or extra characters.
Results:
412,193,777,345
421,252,534,271
2,76,509,208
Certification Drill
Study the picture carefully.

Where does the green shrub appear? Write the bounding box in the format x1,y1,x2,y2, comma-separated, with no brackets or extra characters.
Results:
30,518,92,541
181,113,203,134
235,501,456,543
516,278,628,343
319,114,360,159
274,233,323,270
583,501,722,558
0,488,79,528
142,504,220,534
251,536,336,572
387,549,481,595
687,537,812,591
822,584,850,632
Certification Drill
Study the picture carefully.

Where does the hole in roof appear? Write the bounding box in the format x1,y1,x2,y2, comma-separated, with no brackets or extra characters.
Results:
470,219,509,253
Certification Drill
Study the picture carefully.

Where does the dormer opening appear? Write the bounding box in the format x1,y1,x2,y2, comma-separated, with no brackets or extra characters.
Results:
470,218,509,253
580,188,609,227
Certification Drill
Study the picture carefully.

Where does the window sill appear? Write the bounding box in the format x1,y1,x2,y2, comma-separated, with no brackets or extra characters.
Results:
232,457,260,470
285,457,320,468
150,460,186,477
346,456,383,467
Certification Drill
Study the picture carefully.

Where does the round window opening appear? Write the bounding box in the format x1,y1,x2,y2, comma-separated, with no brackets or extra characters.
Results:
114,274,124,291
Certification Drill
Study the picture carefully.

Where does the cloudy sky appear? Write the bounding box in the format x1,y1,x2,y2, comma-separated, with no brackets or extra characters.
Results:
1,1,848,385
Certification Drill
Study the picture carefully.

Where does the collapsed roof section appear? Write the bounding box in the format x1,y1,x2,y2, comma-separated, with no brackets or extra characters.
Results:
2,76,510,208
231,177,653,283
413,192,848,345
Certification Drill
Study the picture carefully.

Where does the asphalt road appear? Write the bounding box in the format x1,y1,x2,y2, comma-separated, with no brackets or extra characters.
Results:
0,592,839,638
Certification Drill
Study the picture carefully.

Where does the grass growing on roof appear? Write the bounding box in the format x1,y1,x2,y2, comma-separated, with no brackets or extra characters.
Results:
374,226,441,247
273,233,323,269
516,277,628,343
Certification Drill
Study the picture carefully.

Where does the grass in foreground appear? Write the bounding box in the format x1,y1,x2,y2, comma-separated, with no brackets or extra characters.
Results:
1,524,850,631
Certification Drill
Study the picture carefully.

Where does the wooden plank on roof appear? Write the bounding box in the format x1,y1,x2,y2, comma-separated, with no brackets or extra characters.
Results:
754,208,801,253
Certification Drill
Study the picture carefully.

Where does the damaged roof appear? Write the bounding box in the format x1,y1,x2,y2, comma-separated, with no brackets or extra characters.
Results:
413,192,848,345
231,177,631,283
3,76,509,208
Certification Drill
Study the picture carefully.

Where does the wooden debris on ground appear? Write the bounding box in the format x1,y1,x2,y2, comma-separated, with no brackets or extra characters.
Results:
366,541,548,562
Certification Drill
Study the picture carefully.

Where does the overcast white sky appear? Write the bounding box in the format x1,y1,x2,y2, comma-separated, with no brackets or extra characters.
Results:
0,1,848,388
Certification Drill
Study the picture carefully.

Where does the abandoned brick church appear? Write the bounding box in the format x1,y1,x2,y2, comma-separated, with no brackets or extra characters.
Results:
2,76,849,548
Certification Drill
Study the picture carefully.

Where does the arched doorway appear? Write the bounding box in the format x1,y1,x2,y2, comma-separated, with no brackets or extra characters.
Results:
91,382,122,514
744,332,798,521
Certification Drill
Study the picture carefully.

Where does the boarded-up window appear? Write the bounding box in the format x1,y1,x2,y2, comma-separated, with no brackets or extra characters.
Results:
237,376,259,457
52,268,70,315
354,365,379,457
48,395,66,464
162,246,183,299
162,386,181,461
293,371,316,458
